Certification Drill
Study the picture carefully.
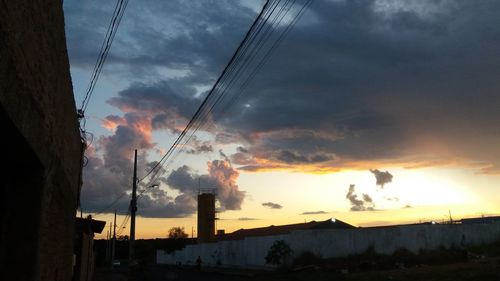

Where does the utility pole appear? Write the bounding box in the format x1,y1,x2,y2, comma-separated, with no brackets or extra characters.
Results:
129,149,138,266
107,222,112,264
111,210,117,268
105,229,110,263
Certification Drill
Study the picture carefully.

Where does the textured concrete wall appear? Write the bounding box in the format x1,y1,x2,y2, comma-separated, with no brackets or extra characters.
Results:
157,222,500,269
0,1,82,280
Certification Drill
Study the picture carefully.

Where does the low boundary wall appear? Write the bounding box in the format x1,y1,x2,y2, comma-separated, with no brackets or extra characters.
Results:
157,222,500,269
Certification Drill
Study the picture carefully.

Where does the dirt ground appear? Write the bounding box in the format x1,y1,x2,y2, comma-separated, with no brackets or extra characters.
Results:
271,257,500,281
94,257,500,281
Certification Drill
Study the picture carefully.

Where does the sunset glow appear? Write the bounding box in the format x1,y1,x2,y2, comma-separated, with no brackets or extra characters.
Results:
64,0,500,239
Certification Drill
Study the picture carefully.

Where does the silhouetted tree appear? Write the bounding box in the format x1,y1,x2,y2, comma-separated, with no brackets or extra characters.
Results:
265,240,293,268
117,235,128,241
168,227,188,239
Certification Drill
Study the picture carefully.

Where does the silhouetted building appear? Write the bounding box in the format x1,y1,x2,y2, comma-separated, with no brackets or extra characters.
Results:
220,218,356,240
0,1,82,280
73,218,106,281
197,191,216,243
461,216,500,224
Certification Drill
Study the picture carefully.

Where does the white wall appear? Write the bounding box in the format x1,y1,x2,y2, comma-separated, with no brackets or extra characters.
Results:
157,222,500,269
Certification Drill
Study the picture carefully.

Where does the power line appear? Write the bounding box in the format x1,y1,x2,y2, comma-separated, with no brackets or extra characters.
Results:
184,0,296,139
116,207,131,237
158,0,290,173
92,192,128,217
115,185,158,236
95,0,311,215
77,1,310,233
78,0,130,217
224,0,313,112
142,0,311,188
79,0,130,115
137,0,273,183
164,0,311,176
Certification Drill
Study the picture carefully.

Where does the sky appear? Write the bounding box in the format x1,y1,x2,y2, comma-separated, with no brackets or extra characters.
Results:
64,0,500,239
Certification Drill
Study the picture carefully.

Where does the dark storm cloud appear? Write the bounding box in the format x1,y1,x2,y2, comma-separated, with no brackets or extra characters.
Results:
346,184,375,211
165,165,198,193
370,169,393,188
80,149,131,213
186,143,214,154
219,150,232,164
63,1,118,68
276,150,333,164
74,0,500,173
237,146,249,153
108,82,199,132
262,202,283,209
64,0,258,83
362,194,373,203
138,192,197,218
212,0,500,173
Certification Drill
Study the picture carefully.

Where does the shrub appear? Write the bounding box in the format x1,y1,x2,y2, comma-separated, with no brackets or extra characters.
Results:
293,251,323,267
265,240,293,269
392,248,417,266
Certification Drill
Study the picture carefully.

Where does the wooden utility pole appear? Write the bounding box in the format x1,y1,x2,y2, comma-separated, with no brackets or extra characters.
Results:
129,149,138,266
111,210,117,268
105,229,110,263
107,222,112,264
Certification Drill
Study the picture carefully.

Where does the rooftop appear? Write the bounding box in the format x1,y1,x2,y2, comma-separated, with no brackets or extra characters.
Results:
220,218,356,240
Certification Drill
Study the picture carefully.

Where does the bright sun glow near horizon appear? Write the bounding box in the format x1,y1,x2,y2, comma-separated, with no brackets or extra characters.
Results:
90,166,500,239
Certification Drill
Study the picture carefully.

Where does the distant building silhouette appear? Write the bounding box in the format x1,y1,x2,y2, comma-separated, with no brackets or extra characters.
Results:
461,216,500,224
220,218,356,240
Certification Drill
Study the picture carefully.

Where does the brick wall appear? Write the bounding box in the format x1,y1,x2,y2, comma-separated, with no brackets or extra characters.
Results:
0,1,82,280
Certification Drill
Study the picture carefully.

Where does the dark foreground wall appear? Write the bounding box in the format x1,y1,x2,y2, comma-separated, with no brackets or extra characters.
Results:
0,1,82,280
